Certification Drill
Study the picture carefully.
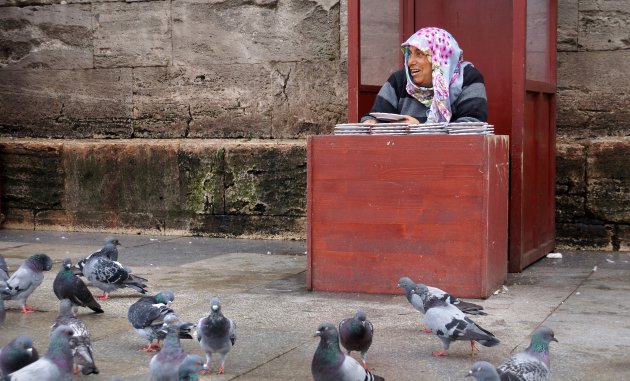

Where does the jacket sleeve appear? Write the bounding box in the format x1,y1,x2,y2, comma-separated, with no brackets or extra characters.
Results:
451,66,488,123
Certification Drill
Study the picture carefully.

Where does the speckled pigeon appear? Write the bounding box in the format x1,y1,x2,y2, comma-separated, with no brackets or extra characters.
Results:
177,354,207,381
128,291,194,352
2,253,53,313
0,336,39,377
80,250,148,300
397,277,486,316
412,284,500,356
197,296,236,375
312,322,385,381
467,361,501,381
149,314,189,381
6,325,75,381
496,326,558,381
75,237,121,275
51,299,99,375
339,310,374,369
53,258,103,314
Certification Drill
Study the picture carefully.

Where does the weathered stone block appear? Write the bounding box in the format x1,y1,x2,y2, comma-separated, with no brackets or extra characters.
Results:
172,0,339,66
177,141,226,214
578,1,630,51
557,51,630,136
0,5,93,69
93,1,172,68
556,142,586,194
132,67,190,138
224,141,306,216
0,69,134,137
556,222,612,250
189,214,306,240
270,61,346,138
618,225,630,251
556,194,586,221
557,0,578,51
586,139,630,223
0,141,64,209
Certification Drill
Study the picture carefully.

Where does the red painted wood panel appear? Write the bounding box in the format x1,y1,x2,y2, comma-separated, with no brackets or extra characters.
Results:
307,135,509,298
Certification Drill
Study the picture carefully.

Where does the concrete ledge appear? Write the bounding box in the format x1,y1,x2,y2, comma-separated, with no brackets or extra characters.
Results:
0,138,307,239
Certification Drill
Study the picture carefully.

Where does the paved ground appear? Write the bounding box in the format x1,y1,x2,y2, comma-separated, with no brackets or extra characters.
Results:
0,229,629,380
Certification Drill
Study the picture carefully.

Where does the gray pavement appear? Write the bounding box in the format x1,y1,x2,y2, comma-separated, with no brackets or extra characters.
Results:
0,229,629,380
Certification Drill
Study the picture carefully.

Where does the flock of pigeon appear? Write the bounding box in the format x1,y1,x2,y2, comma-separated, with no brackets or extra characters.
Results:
0,238,558,381
0,238,235,381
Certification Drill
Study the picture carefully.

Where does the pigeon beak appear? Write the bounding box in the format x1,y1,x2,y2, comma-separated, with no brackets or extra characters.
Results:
314,330,322,338
465,371,473,377
27,348,33,355
552,337,558,342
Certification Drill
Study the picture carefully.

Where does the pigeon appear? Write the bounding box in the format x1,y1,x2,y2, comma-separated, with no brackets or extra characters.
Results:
397,277,486,316
496,326,558,381
53,258,104,314
6,325,75,381
311,322,385,381
80,250,148,300
75,237,121,275
0,293,5,326
128,290,194,352
196,296,236,375
51,299,99,375
0,336,39,376
412,284,500,356
338,310,374,369
149,314,189,381
467,361,501,381
2,253,53,313
177,354,208,381
0,254,9,283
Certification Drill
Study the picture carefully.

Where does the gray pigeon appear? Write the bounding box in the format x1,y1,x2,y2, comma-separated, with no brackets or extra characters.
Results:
311,322,385,381
338,310,373,369
412,284,500,356
2,253,53,313
149,314,189,381
397,277,486,316
51,299,99,375
496,326,558,381
467,361,501,381
177,354,207,381
53,258,103,314
128,291,194,352
0,283,7,326
0,254,9,282
75,237,121,275
197,296,236,375
80,250,148,300
7,325,75,381
0,336,39,377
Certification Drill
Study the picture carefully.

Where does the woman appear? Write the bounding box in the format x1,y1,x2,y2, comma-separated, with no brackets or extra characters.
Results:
361,27,487,124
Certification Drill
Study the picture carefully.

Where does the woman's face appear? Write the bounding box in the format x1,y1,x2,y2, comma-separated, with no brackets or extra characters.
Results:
407,46,432,87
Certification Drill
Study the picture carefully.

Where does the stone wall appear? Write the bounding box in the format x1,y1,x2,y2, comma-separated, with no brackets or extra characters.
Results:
0,0,629,249
556,0,630,250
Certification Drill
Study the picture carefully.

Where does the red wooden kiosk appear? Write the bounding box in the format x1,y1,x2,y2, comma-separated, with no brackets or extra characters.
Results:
307,0,557,296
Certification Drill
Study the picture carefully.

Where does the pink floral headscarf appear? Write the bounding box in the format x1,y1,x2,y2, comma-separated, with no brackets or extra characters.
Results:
402,27,466,123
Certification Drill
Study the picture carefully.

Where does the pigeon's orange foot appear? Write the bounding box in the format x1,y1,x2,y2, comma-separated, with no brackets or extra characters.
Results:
218,365,225,374
470,341,480,357
21,305,36,314
421,328,433,333
97,293,109,301
432,350,449,357
140,343,161,352
200,367,212,375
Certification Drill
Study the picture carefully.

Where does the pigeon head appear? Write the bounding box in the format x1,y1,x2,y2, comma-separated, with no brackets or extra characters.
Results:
62,258,73,270
396,276,415,289
467,361,500,381
178,354,207,377
411,283,430,300
47,325,75,356
529,326,558,352
12,336,36,353
105,237,121,246
355,310,367,322
58,299,75,317
314,322,339,343
27,254,54,271
155,291,175,305
211,296,221,312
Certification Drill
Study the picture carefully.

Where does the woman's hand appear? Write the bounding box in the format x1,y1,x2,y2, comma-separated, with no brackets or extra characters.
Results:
401,115,420,124
362,119,378,124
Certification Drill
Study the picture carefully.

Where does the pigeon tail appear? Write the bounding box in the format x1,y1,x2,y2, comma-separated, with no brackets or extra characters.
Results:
478,337,501,347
